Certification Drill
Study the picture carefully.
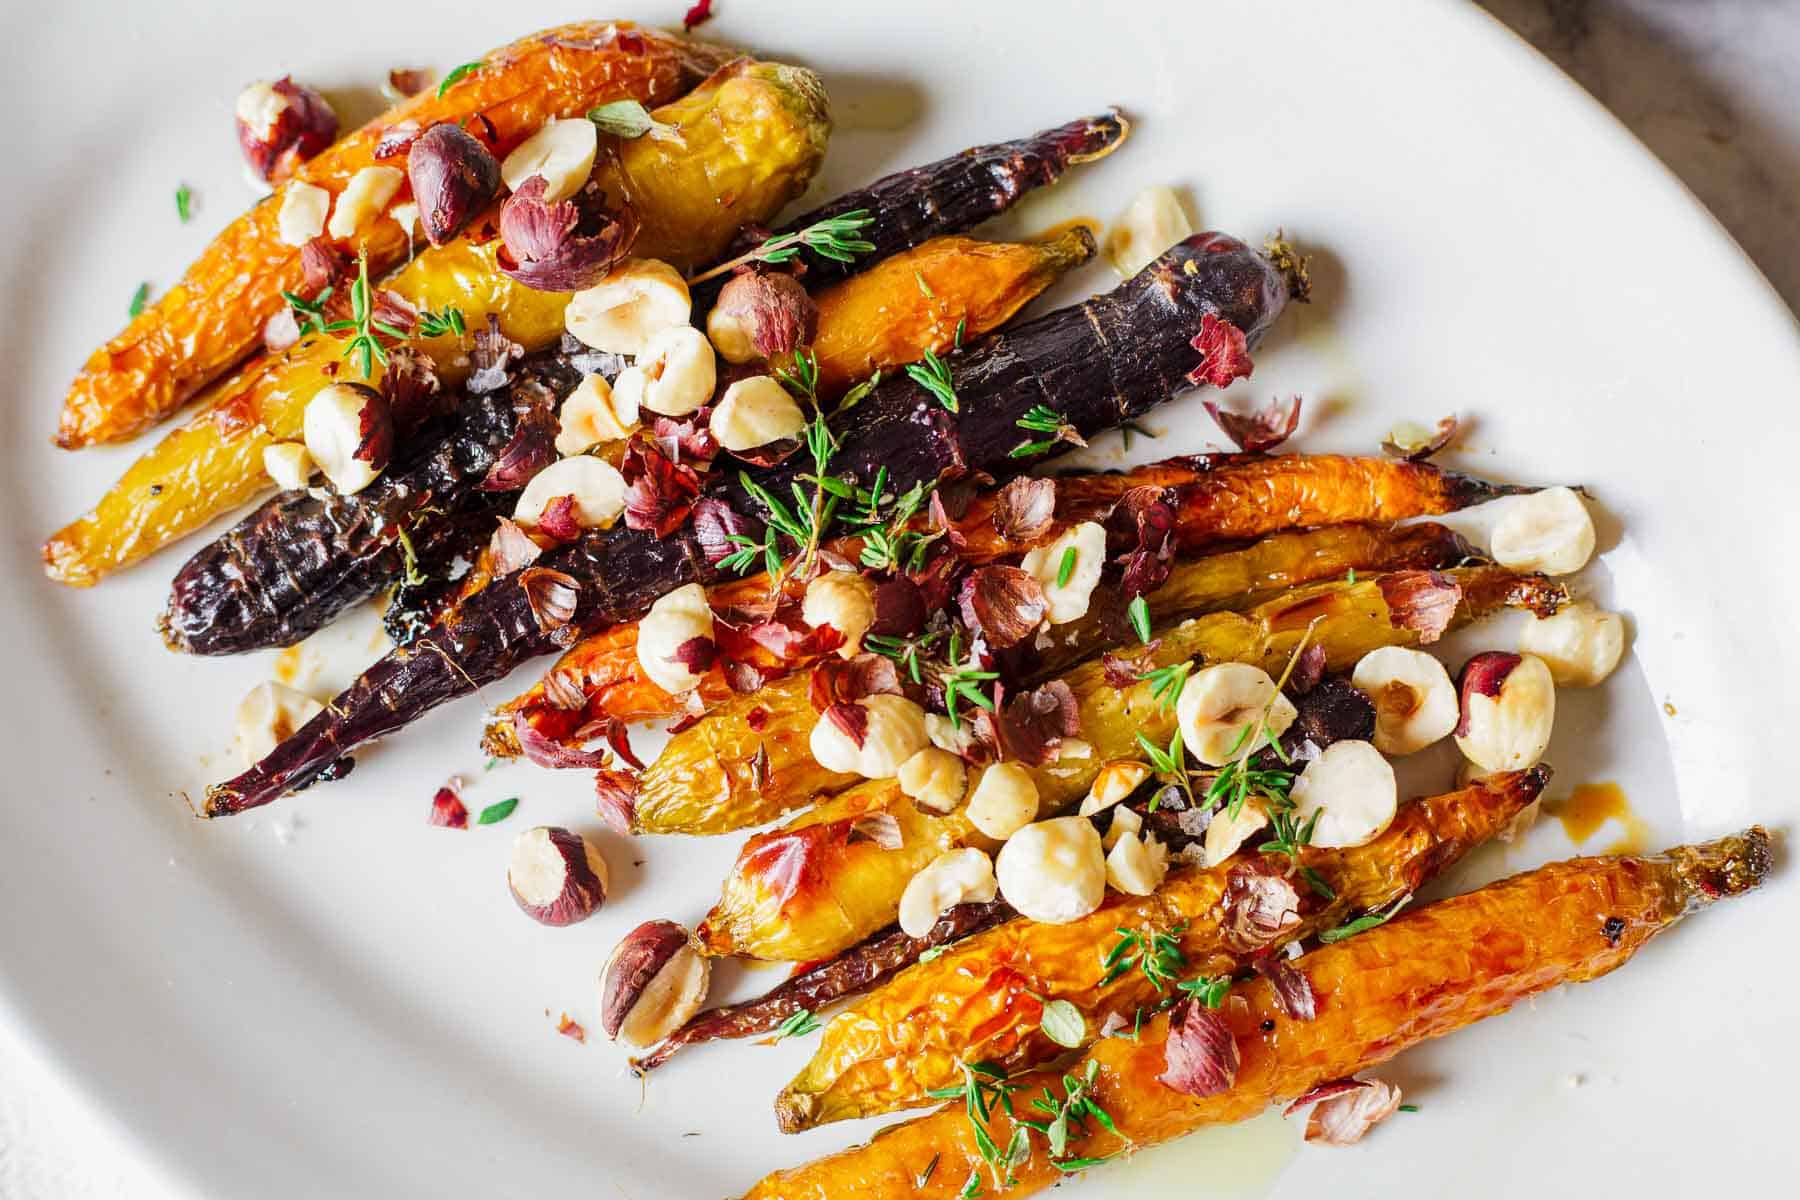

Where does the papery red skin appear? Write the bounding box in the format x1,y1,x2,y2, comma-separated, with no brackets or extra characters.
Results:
692,498,762,566
1254,954,1317,1021
479,405,558,493
497,175,639,292
682,0,715,31
510,826,608,926
428,786,468,828
555,1013,587,1042
621,438,703,536
1187,313,1254,389
513,710,611,771
537,495,583,542
868,577,927,639
824,702,871,749
1455,651,1522,737
848,812,904,850
810,655,903,712
380,346,443,438
374,121,423,161
520,567,581,632
1158,1000,1239,1098
1378,569,1463,645
407,122,502,247
1221,862,1302,953
299,237,349,292
350,386,395,469
1203,394,1301,453
992,679,1081,765
1305,1078,1403,1145
601,919,690,1038
1283,1077,1370,1117
489,518,544,575
594,769,639,834
957,566,1047,650
670,634,719,677
1383,415,1460,462
237,77,338,183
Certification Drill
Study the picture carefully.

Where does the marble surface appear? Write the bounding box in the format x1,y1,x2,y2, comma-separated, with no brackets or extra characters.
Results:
3,2,1797,1197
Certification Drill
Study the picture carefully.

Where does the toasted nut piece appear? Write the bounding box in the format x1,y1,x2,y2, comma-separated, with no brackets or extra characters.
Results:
261,442,315,491
801,570,877,657
564,258,692,355
389,200,419,236
1290,740,1398,849
500,117,598,203
407,121,502,247
706,271,819,363
1078,760,1153,817
1105,828,1170,895
995,816,1107,924
899,847,998,938
1490,486,1595,575
710,375,807,450
1202,798,1267,867
276,181,330,246
234,681,323,768
810,694,930,780
896,747,968,815
514,455,627,531
635,583,716,695
235,77,337,183
925,712,976,758
507,826,609,926
965,763,1041,840
600,919,711,1047
1176,662,1298,766
326,166,405,240
555,373,640,455
1518,601,1626,687
618,326,716,419
1103,804,1144,851
1455,652,1556,772
1105,185,1194,276
302,383,389,495
1351,646,1459,756
1018,521,1107,624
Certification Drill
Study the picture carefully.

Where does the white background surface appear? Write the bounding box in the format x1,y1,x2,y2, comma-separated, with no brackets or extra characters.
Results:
3,1,1798,1197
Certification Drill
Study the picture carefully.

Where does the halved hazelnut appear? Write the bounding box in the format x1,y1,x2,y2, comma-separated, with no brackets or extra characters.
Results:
964,762,1040,840
507,826,609,926
555,373,639,455
898,848,998,938
709,375,806,451
706,271,818,364
513,455,627,532
500,117,599,204
302,382,390,495
407,122,501,246
615,326,716,418
262,442,315,491
1078,760,1153,817
1454,652,1556,772
235,77,338,183
1350,646,1459,756
896,747,968,814
276,181,331,247
600,919,711,1047
1489,486,1596,575
1517,601,1626,687
565,258,692,355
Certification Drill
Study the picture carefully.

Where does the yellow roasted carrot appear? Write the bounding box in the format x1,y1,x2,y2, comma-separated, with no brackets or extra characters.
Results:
43,60,830,586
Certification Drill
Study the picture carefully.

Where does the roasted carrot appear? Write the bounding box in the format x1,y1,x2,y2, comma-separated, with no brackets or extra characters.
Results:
741,829,1771,1199
631,523,1477,837
493,456,1517,762
776,768,1549,1130
203,232,1294,816
45,60,830,588
55,22,728,449
159,228,1094,654
694,566,1565,963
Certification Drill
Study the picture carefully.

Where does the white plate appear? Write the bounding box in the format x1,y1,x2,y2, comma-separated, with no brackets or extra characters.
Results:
2,1,1797,1196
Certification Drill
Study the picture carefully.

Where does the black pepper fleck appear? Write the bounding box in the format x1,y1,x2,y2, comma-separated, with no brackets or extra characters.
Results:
1601,916,1626,946
1260,1019,1276,1032
148,484,164,495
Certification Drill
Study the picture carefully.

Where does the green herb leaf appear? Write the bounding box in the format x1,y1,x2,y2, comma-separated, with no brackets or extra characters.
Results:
1127,595,1152,644
475,797,519,825
774,1008,823,1039
586,99,668,139
917,944,949,964
128,282,151,318
688,210,875,285
1038,999,1087,1049
1318,895,1411,944
1055,545,1078,589
438,61,482,96
1398,1103,1420,1113
175,183,193,223
905,347,960,413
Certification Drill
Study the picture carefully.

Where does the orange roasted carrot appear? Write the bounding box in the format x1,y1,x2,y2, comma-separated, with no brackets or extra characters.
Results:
741,829,1771,1199
55,21,727,448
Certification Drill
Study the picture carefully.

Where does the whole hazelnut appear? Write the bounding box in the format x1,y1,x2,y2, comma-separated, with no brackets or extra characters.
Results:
407,123,502,246
600,919,712,1046
706,271,818,364
235,78,338,184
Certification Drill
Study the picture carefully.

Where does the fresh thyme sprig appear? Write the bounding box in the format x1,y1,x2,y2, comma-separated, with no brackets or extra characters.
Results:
1176,974,1233,1009
942,628,999,728
1127,595,1153,644
849,469,937,573
282,286,334,337
865,629,946,684
905,347,960,413
1009,404,1087,459
1099,924,1188,990
1138,661,1191,712
687,210,876,285
924,1061,1022,1193
415,304,467,339
1019,1060,1128,1172
321,249,406,378
1134,727,1193,810
394,523,428,587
